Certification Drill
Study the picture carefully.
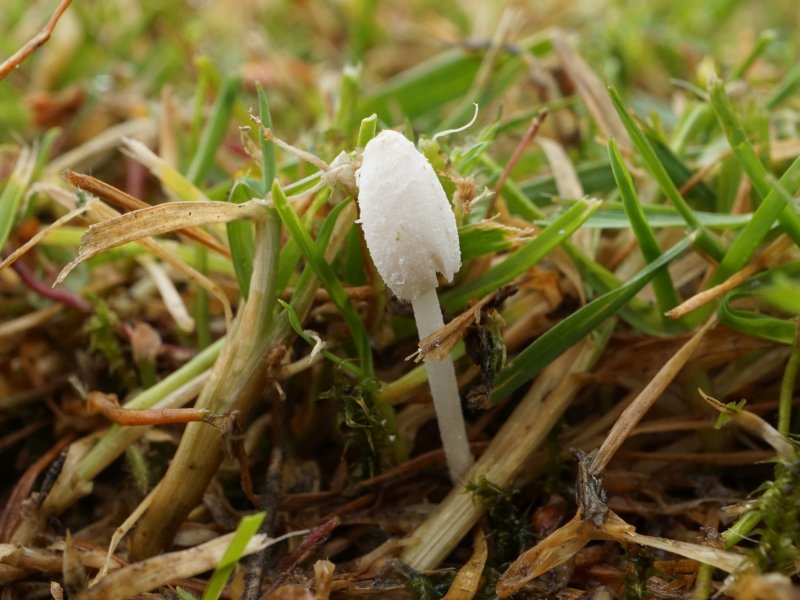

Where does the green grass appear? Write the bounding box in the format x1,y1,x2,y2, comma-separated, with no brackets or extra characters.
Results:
2,1,800,597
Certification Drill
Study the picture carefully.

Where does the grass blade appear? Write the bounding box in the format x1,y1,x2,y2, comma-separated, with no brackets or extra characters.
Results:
732,29,777,79
274,188,331,293
334,64,361,138
539,202,752,230
184,74,240,347
480,155,666,332
226,181,256,298
648,135,716,211
458,221,526,261
710,156,800,286
608,85,726,261
442,198,601,310
0,145,36,251
271,180,373,377
357,113,378,148
278,298,363,378
356,49,482,126
716,262,800,345
493,233,695,400
707,73,800,247
187,74,241,185
608,138,680,315
256,83,276,195
765,63,800,110
201,512,265,600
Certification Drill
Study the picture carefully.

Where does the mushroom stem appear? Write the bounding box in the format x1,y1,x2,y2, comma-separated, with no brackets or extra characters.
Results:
411,287,474,483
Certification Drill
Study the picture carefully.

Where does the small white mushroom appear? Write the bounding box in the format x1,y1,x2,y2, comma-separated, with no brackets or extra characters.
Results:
356,129,473,483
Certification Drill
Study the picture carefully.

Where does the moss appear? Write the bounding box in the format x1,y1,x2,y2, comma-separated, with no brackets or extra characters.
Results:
324,376,395,480
748,452,800,572
466,478,535,566
407,571,456,600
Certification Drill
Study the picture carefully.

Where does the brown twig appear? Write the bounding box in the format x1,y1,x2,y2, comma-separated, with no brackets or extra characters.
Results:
0,432,76,542
490,111,548,216
241,446,284,600
0,419,50,456
10,257,92,313
0,0,74,80
678,148,731,196
614,450,775,464
263,517,340,598
275,516,340,572
86,391,209,426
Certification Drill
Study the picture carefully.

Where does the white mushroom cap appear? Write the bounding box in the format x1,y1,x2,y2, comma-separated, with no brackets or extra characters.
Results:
355,130,461,302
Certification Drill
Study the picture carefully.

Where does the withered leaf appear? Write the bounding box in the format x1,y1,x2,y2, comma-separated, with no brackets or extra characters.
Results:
410,285,516,363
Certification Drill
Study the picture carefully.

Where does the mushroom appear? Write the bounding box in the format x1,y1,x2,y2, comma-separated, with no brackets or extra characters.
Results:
356,129,474,483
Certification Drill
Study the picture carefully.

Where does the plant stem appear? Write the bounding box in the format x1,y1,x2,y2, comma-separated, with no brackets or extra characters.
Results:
26,347,219,526
401,326,611,570
779,341,800,436
690,563,714,600
411,287,473,483
129,202,357,559
129,208,280,559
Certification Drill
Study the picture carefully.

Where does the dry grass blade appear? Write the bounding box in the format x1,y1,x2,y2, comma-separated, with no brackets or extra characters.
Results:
46,118,157,175
65,170,231,258
600,512,749,574
0,540,116,585
463,7,520,109
47,198,238,330
497,509,750,597
668,232,794,319
496,515,595,597
312,560,336,600
0,0,73,80
551,31,631,149
491,112,547,216
137,255,195,332
537,137,583,199
402,335,606,570
699,389,795,460
0,304,62,342
665,264,758,319
62,531,88,600
0,203,91,272
442,529,488,600
251,116,330,172
56,200,263,284
411,287,514,363
93,483,161,582
725,573,800,600
86,530,308,600
589,315,716,474
536,135,590,295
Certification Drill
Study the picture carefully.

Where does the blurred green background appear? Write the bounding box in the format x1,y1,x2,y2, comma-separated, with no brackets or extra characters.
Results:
2,0,799,139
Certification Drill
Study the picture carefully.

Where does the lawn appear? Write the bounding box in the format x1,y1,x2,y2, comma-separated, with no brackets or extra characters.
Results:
1,1,799,598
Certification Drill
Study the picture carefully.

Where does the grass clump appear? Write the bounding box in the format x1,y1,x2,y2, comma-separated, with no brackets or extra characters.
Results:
2,1,800,599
